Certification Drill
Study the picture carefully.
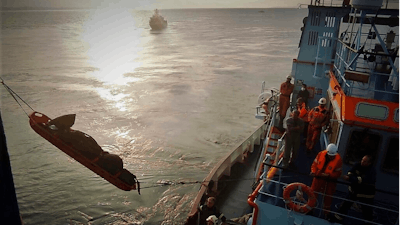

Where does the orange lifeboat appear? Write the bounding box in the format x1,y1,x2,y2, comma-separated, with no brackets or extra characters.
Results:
29,111,139,193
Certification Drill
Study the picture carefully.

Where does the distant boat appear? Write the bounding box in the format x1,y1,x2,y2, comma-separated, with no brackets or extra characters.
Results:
258,10,265,13
149,9,167,30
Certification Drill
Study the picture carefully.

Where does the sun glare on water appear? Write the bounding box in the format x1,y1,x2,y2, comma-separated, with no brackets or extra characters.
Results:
95,87,130,111
81,8,145,85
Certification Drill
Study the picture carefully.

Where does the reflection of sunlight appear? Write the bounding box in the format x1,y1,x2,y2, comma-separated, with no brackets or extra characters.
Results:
116,129,129,137
96,87,128,111
81,9,145,85
115,102,127,111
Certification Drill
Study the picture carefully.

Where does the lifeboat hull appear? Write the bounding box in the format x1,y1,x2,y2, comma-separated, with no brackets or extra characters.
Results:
29,112,138,192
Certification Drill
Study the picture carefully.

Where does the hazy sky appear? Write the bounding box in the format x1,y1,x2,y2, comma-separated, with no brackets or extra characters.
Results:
2,0,398,10
1,0,309,9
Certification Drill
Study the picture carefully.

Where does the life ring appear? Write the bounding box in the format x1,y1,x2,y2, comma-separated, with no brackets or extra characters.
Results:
283,182,316,213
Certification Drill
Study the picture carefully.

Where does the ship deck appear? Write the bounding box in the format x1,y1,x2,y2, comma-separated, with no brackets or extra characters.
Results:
216,130,399,224
215,143,262,219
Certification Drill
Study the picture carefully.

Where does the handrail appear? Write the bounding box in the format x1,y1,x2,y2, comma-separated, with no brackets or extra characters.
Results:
258,189,393,225
322,131,329,150
263,163,399,196
332,40,399,99
248,165,279,225
275,132,286,166
309,0,345,7
248,182,262,225
256,178,398,225
255,90,280,182
260,178,399,214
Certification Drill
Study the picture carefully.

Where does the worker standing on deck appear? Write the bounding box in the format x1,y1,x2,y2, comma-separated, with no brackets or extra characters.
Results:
306,98,329,152
297,83,309,107
333,155,376,224
282,110,304,168
310,143,342,218
279,75,294,130
296,98,309,139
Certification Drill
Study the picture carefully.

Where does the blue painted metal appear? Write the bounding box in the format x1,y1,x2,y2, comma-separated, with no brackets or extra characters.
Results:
292,5,351,108
248,200,338,225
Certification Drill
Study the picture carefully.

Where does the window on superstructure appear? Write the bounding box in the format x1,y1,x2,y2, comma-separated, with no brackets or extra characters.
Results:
382,137,399,174
322,32,334,47
310,10,321,26
394,108,399,123
344,129,380,165
308,31,318,45
355,102,388,121
324,13,335,28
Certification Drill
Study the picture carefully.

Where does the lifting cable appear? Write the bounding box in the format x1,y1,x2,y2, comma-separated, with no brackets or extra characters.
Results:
0,77,35,117
140,180,203,190
139,177,259,190
0,77,263,192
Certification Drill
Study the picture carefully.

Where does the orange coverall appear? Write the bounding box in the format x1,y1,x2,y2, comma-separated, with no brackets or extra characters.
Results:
306,105,328,150
311,150,342,214
279,81,294,118
297,102,308,122
298,102,309,136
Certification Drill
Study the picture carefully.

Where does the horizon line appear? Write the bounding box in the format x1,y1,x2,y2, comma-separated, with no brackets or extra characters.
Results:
0,6,304,11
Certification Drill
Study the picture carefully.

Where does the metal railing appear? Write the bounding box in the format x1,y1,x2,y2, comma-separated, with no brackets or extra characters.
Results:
307,0,347,7
333,40,399,100
313,34,399,101
307,0,396,8
257,169,399,225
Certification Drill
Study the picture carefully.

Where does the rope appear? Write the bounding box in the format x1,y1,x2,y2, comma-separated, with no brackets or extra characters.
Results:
139,176,261,190
140,180,203,190
0,77,35,117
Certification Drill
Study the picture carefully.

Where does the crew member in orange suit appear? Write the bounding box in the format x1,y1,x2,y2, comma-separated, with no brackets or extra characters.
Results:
306,97,329,151
297,98,308,122
310,143,342,218
279,75,294,129
296,97,309,138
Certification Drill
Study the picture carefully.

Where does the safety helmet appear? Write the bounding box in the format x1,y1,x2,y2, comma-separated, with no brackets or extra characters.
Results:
206,215,218,225
318,98,327,105
326,144,338,156
286,75,292,79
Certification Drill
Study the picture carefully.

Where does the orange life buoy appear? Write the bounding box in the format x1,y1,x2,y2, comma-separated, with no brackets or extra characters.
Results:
283,182,316,213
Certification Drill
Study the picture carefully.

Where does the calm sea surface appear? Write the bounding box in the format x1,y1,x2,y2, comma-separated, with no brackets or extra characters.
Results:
1,8,306,224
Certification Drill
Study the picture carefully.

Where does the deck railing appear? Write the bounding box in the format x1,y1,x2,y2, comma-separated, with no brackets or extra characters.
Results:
258,174,399,225
313,34,399,102
306,0,395,8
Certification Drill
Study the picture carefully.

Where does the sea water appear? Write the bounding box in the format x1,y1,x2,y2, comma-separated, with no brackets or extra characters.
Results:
1,8,307,224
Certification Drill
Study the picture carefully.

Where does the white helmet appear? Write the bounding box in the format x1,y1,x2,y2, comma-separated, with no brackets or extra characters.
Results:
286,75,292,79
326,144,338,156
206,215,218,225
318,98,327,105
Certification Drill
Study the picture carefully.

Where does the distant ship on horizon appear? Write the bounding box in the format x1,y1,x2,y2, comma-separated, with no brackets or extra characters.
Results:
149,9,167,30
